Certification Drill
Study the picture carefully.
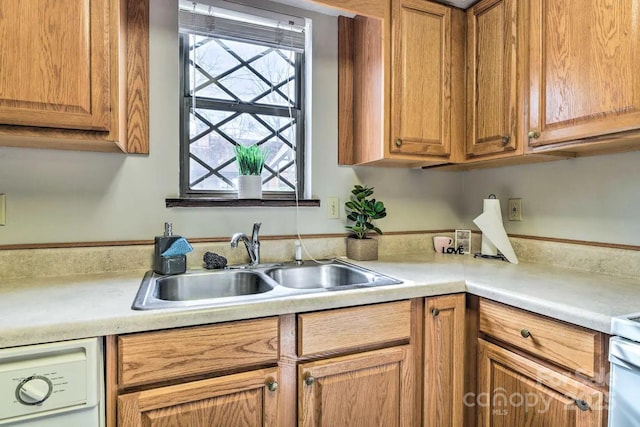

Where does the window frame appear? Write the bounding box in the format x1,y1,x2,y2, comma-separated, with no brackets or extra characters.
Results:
178,31,307,200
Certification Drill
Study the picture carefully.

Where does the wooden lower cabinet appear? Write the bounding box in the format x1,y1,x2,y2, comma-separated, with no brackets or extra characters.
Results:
117,367,280,427
476,339,605,427
298,346,413,427
424,294,466,426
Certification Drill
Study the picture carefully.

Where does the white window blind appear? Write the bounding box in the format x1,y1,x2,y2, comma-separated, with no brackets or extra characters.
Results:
178,0,306,52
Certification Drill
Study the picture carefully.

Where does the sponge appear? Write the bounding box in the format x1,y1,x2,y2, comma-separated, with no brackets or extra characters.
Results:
203,252,228,269
161,237,193,257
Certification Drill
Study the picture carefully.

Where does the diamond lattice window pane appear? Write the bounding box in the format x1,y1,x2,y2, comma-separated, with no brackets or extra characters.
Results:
219,68,271,103
182,31,303,195
189,37,239,101
218,113,274,144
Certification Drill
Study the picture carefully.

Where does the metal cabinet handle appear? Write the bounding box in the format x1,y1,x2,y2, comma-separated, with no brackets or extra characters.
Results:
527,130,541,139
432,308,440,317
501,135,511,145
304,375,315,386
520,328,531,338
395,138,403,147
575,399,590,411
266,380,279,392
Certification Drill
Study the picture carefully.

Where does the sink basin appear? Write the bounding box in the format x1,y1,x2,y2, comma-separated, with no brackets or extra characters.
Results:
156,271,274,301
132,269,279,310
132,259,402,310
265,261,403,289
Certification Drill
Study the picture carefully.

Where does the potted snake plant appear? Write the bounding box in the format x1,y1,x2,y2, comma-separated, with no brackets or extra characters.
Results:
235,144,266,199
344,184,387,260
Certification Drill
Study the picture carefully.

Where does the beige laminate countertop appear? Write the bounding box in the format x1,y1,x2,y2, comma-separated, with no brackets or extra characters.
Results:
1,253,639,348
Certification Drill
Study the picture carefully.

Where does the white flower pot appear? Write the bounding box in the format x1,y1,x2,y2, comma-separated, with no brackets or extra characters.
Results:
237,175,262,199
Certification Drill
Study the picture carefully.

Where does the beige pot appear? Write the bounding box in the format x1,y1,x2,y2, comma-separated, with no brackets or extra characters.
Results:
346,237,378,261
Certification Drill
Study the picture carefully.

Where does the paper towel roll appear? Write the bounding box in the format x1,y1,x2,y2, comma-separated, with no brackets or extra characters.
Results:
480,198,501,256
473,197,519,264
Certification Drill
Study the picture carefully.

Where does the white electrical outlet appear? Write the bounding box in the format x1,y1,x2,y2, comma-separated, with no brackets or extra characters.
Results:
508,198,522,221
326,197,340,219
0,194,5,225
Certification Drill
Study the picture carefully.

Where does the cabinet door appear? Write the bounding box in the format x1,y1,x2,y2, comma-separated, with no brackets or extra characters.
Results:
424,294,465,427
118,368,279,427
528,0,640,148
0,0,111,131
391,0,452,157
298,346,415,427
466,0,518,158
477,339,605,427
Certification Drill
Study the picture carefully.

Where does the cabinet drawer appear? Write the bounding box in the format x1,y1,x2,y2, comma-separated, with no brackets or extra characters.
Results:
297,301,412,357
479,299,605,379
118,317,279,388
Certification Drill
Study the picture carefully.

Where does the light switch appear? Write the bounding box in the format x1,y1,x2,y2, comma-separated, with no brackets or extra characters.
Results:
326,197,340,219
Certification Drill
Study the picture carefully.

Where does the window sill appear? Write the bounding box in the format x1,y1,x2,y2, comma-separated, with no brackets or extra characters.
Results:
166,197,321,208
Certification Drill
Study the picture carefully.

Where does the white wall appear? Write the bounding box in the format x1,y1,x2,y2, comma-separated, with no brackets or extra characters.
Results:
2,0,637,247
0,0,463,245
460,151,640,246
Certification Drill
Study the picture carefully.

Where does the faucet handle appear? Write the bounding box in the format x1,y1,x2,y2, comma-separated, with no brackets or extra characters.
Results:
252,222,262,240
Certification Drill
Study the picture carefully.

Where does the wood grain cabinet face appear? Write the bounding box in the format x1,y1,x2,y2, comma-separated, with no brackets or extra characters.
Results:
111,318,280,427
118,368,280,427
0,0,110,131
465,0,519,159
527,0,640,149
0,0,149,153
477,339,605,427
424,294,466,427
478,299,606,382
298,346,413,427
391,0,452,158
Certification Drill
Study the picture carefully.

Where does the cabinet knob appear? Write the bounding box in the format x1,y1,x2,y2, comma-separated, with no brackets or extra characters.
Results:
501,135,511,145
432,308,440,317
574,399,590,411
266,380,279,392
520,328,531,338
304,375,315,386
527,130,541,139
395,138,403,147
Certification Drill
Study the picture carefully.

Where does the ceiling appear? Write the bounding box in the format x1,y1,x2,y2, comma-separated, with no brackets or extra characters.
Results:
270,0,480,16
435,0,479,9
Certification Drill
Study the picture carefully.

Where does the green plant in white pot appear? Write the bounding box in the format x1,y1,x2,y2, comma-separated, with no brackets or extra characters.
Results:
235,144,265,199
344,184,387,260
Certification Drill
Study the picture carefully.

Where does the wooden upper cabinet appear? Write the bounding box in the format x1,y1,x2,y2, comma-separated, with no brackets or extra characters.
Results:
0,0,110,132
527,0,640,150
0,0,149,153
465,0,519,159
391,0,454,159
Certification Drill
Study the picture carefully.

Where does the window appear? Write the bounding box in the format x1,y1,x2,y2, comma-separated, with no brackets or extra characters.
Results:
178,1,307,199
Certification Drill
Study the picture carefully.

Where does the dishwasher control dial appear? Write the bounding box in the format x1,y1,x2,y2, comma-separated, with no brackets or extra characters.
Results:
15,375,53,405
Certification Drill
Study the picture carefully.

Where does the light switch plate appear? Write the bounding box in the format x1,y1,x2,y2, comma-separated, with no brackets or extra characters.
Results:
326,197,340,219
0,194,5,225
508,198,522,221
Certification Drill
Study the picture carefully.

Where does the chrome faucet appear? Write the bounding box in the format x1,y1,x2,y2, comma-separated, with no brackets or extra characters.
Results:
230,222,262,266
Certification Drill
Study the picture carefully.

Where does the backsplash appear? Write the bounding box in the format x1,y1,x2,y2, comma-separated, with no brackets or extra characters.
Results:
0,233,638,280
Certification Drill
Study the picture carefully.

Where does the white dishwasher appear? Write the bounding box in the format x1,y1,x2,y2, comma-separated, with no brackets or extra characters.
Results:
0,337,104,426
609,313,640,426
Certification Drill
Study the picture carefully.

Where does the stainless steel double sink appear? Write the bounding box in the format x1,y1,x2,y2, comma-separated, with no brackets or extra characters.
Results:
132,259,403,310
